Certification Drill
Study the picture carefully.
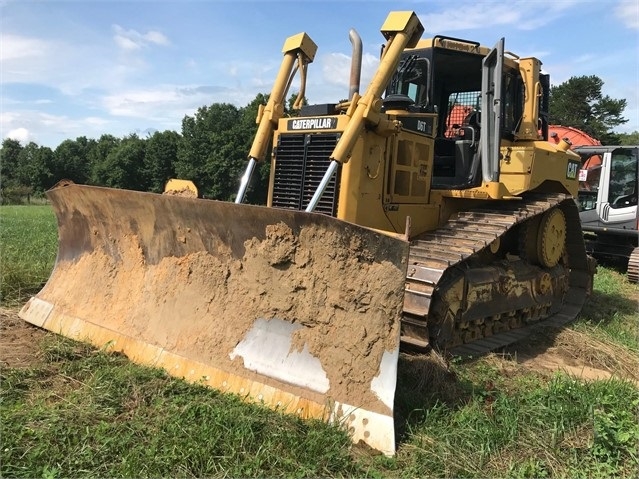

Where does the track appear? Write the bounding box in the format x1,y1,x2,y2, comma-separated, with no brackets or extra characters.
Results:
627,247,639,283
400,193,594,357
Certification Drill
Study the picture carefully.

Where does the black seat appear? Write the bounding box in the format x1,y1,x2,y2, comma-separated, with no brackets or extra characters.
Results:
452,111,480,185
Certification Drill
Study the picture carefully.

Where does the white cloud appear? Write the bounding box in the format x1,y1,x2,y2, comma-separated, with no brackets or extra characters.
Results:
1,109,117,147
360,53,382,91
103,88,175,116
418,5,518,33
112,25,170,51
85,117,110,126
0,33,61,84
318,51,379,100
6,127,31,144
321,53,351,89
1,32,112,94
114,35,140,51
417,0,580,33
1,30,160,100
145,30,170,46
101,84,254,122
615,1,639,29
0,34,47,62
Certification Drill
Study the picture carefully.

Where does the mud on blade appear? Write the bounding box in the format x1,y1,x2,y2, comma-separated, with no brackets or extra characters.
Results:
19,183,409,455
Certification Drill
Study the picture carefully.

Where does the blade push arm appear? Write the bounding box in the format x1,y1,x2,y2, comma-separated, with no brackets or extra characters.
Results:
306,11,424,212
236,32,317,204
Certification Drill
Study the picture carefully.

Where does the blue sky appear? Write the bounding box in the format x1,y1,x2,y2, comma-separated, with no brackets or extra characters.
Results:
2,0,638,149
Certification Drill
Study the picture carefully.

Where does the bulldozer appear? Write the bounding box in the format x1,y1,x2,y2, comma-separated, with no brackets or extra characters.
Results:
20,11,594,456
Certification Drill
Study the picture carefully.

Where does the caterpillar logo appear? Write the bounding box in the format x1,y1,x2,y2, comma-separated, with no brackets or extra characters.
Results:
288,117,337,130
566,160,580,179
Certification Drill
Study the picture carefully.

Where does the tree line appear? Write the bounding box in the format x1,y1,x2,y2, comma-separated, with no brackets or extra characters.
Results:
1,75,636,204
0,93,275,204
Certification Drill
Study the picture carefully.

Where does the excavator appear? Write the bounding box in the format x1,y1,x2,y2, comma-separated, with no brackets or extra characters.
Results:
20,11,594,455
573,145,638,282
548,128,638,282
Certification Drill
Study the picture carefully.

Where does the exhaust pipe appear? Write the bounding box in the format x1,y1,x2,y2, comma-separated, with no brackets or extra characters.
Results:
349,28,362,100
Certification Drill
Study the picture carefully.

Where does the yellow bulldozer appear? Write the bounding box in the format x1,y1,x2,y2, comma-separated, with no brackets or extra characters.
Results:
20,11,594,455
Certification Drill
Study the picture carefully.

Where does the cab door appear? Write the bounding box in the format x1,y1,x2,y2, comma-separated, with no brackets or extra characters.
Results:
597,147,638,229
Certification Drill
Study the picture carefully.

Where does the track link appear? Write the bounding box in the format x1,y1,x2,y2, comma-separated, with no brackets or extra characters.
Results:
627,247,639,283
401,193,594,357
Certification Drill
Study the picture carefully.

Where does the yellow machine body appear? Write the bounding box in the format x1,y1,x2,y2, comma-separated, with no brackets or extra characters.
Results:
20,10,593,456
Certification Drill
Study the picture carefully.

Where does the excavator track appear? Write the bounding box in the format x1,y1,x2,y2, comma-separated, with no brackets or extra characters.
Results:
401,193,594,357
627,247,639,283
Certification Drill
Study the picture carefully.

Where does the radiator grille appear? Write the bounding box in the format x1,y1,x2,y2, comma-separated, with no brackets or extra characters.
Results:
272,133,341,216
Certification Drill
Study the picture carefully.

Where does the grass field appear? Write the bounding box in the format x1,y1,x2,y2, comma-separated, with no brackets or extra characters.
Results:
0,205,57,306
1,204,638,478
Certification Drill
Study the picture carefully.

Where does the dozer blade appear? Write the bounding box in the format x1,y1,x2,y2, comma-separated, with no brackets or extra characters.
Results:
19,183,409,455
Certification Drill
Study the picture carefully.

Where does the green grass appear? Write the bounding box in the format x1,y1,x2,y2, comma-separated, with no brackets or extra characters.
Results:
3,337,637,478
577,266,639,352
0,205,57,306
391,361,639,479
1,337,359,478
1,205,638,478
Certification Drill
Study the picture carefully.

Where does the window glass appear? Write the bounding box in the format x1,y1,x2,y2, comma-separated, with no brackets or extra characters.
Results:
502,74,524,135
444,91,480,138
388,56,429,106
609,150,638,209
577,162,601,211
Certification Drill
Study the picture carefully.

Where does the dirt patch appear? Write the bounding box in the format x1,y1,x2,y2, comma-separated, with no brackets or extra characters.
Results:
0,307,48,369
521,352,615,381
496,328,639,385
163,187,197,198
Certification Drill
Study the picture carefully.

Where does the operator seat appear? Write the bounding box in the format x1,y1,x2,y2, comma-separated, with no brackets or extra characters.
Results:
455,110,481,186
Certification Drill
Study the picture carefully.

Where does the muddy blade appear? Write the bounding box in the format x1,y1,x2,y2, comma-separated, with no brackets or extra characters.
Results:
19,184,409,455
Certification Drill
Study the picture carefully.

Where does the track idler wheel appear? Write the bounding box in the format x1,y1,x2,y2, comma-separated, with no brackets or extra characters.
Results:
537,208,566,267
520,208,567,268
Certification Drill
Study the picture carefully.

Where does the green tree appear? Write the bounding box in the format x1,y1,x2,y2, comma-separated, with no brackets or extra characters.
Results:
0,138,24,188
92,134,147,190
89,134,121,185
618,131,639,146
549,75,628,145
52,137,96,186
144,130,181,193
176,103,253,200
15,142,54,192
